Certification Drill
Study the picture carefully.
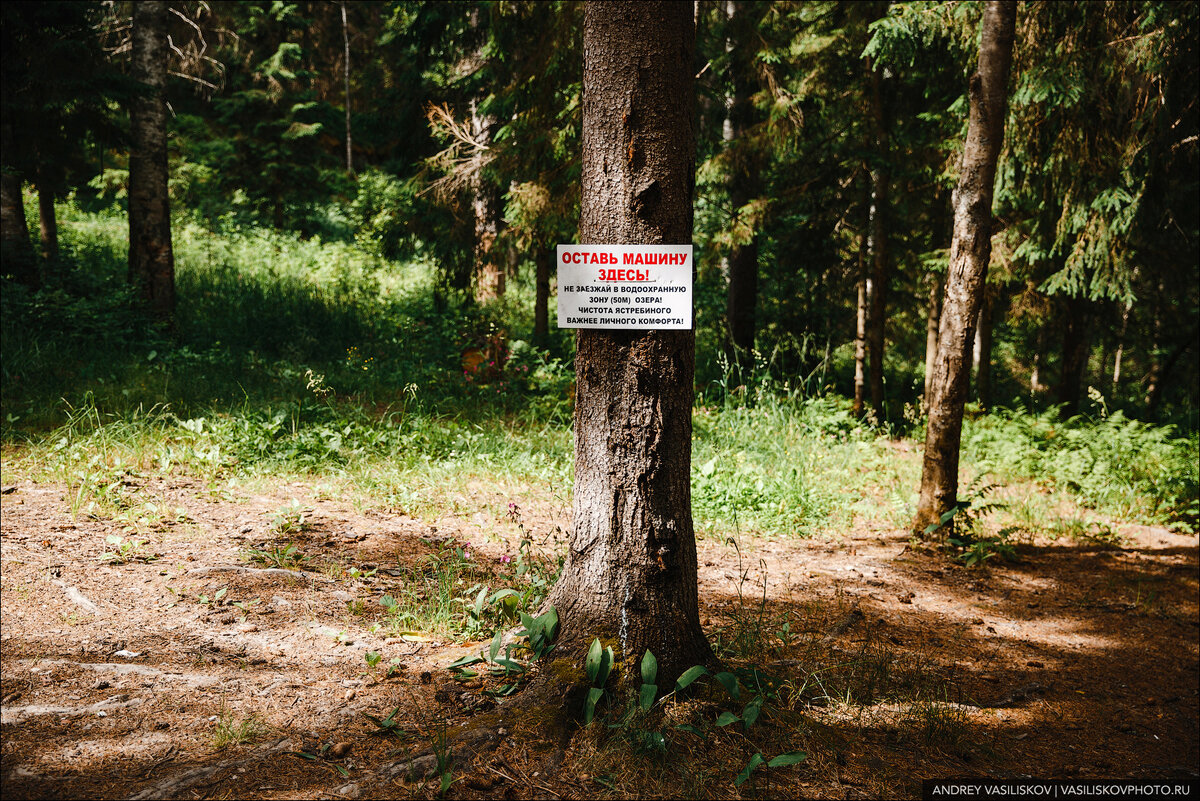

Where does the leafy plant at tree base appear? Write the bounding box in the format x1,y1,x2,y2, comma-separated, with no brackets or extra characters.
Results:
446,607,559,699
583,637,615,725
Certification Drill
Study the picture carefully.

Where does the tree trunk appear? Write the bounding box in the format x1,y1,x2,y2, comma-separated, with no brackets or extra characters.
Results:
974,287,994,409
35,165,58,261
1112,299,1131,390
725,0,758,357
923,272,942,410
1146,337,1190,415
546,0,710,688
1056,294,1089,415
340,1,354,176
471,99,504,302
852,222,869,419
534,245,550,338
128,0,175,323
866,55,891,420
913,0,1015,538
1,120,36,287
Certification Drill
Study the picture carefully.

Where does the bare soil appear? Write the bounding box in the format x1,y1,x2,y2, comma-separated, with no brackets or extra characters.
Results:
1,463,1197,799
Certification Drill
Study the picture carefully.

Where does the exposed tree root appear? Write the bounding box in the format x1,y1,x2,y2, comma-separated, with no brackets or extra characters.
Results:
186,565,332,581
333,667,585,797
125,738,293,800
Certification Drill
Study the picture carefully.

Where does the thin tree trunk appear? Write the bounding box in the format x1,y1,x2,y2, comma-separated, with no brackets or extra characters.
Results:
852,222,869,418
923,272,942,410
547,0,710,687
534,245,550,338
974,287,994,409
1056,294,1090,415
1146,337,1191,414
866,58,891,420
1030,323,1045,397
341,1,354,176
914,0,1016,538
725,0,758,357
128,0,175,322
35,165,58,260
1112,299,1131,390
470,99,504,302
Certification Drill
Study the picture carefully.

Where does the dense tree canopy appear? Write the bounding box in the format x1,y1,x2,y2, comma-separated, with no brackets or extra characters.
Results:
2,0,1196,423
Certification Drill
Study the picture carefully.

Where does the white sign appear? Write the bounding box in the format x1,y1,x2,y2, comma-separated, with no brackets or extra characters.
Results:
556,244,693,330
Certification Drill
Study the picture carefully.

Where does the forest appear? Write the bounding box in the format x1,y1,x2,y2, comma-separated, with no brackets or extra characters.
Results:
1,1,1198,799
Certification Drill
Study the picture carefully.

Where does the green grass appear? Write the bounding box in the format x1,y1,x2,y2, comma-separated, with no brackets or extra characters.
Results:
3,201,1196,554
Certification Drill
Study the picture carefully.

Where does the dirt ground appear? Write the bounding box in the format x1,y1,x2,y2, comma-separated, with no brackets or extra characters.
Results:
1,464,1197,799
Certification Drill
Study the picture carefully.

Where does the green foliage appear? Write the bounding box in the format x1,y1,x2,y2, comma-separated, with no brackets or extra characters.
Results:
242,543,308,571
964,407,1199,530
98,534,154,565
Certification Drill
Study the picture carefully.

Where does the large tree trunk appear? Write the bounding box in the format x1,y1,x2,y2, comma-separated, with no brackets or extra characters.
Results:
1056,294,1090,415
913,0,1015,538
546,0,710,687
923,272,942,410
128,0,175,323
865,41,893,420
724,0,759,357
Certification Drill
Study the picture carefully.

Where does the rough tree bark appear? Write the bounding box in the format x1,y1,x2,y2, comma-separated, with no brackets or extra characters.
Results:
545,0,710,687
913,0,1016,538
725,0,759,358
128,0,175,322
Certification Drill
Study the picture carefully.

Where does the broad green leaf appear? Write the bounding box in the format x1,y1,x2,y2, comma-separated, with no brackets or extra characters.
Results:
767,752,807,767
714,671,741,701
447,654,484,669
534,607,559,640
594,646,614,688
489,632,502,663
735,753,764,786
742,700,761,729
488,588,518,603
674,665,708,693
584,686,604,724
585,638,602,683
639,683,657,711
674,724,708,740
493,658,526,674
641,649,658,685
716,711,740,727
